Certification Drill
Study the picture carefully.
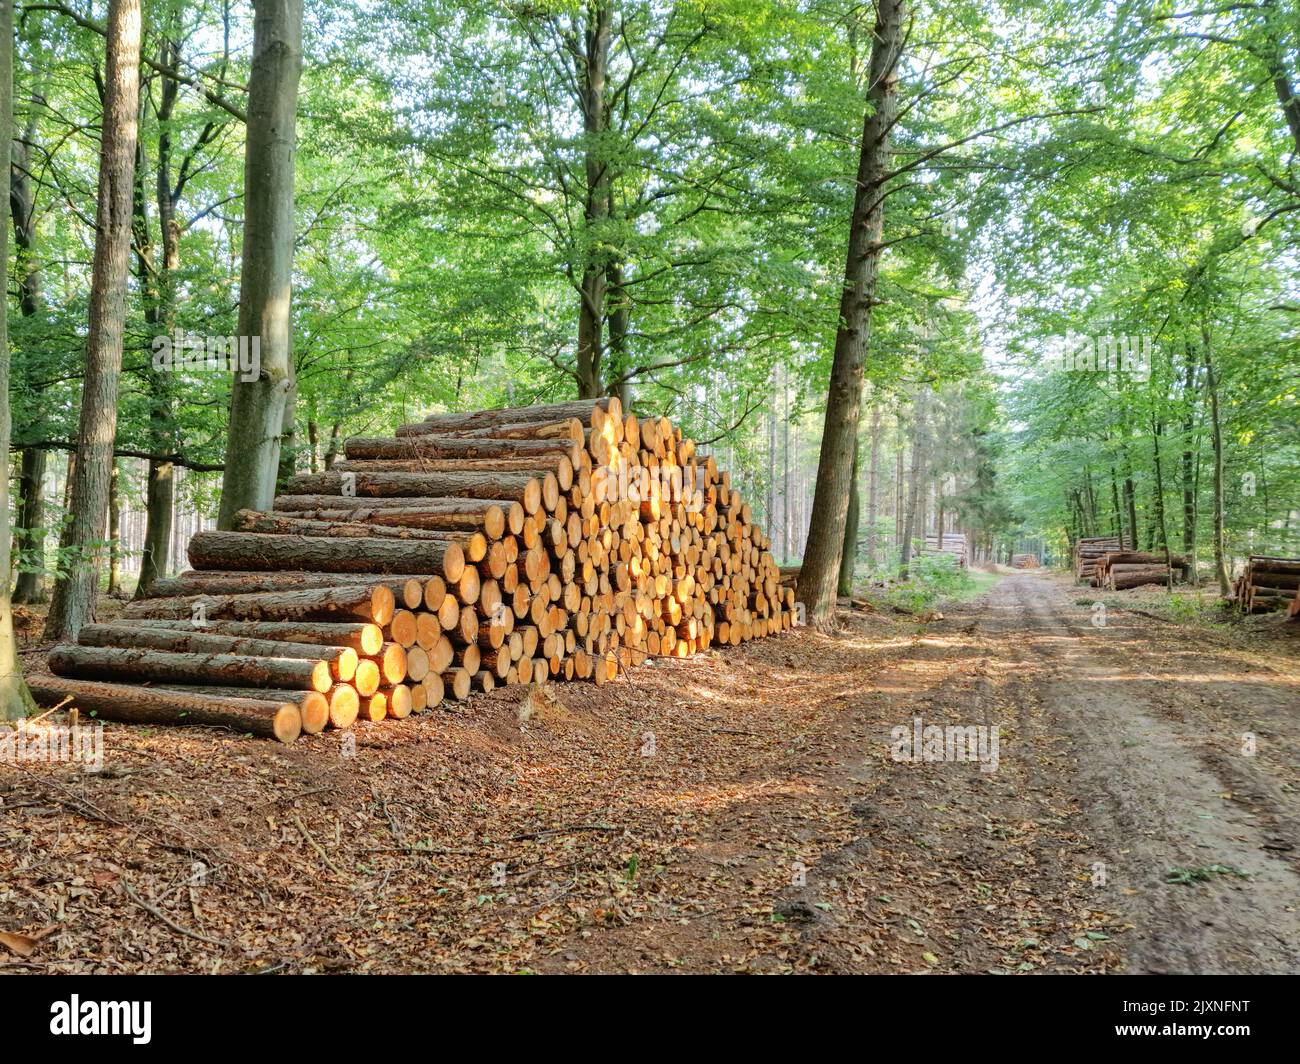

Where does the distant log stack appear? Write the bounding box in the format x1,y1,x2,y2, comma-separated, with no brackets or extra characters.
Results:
1092,552,1189,589
36,398,795,742
1011,553,1040,569
1230,556,1300,614
1073,535,1131,583
921,532,967,568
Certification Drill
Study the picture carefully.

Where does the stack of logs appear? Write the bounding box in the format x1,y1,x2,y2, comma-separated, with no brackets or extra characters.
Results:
33,398,795,742
1231,556,1300,614
1073,536,1131,583
1091,552,1190,590
1011,553,1040,569
921,533,968,568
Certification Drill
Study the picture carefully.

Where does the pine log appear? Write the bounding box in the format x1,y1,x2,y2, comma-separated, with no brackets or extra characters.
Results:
398,416,583,442
122,584,397,625
284,470,544,512
48,644,335,693
126,619,385,656
27,677,302,743
262,498,513,537
150,686,330,734
187,532,465,581
146,570,425,601
344,435,581,467
77,624,358,680
232,510,464,541
409,399,607,433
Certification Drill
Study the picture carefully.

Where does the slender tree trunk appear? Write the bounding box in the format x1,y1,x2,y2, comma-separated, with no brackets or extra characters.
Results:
0,0,35,717
108,461,122,595
1203,331,1230,595
838,436,860,596
797,0,906,626
217,0,303,527
574,2,611,399
782,370,791,560
605,257,632,406
899,388,929,579
1180,353,1199,584
894,443,904,547
11,92,46,604
1151,417,1174,588
1109,466,1122,540
865,403,882,570
134,29,185,598
44,0,142,641
12,447,46,603
307,417,320,474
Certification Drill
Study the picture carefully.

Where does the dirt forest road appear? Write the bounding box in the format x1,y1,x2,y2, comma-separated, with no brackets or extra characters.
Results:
5,571,1299,974
530,571,1300,974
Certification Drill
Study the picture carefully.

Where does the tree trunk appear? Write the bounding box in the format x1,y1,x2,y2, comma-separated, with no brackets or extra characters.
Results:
865,403,882,570
1203,331,1230,595
899,386,928,579
44,0,142,642
0,0,35,718
217,0,303,526
12,447,47,604
11,95,46,607
1179,352,1199,584
108,460,122,595
121,583,397,624
574,2,612,400
837,436,860,596
605,258,632,407
28,676,301,743
187,531,467,578
133,27,183,599
796,0,905,627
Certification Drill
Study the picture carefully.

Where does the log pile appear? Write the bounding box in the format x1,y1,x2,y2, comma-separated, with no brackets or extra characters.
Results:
1072,535,1131,583
1091,552,1189,590
1230,556,1300,614
1011,553,1040,569
35,398,795,742
921,532,967,567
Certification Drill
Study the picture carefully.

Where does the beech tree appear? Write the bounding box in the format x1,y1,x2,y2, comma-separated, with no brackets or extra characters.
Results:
796,0,907,628
43,0,142,642
217,0,303,527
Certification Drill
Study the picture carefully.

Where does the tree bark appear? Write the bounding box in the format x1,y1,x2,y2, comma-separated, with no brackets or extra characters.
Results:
11,87,47,606
28,677,301,743
865,403,882,570
796,0,905,627
1179,352,1199,584
217,0,303,526
107,460,122,595
837,436,860,596
12,447,47,603
574,1,612,400
899,386,928,579
0,0,36,717
132,618,384,656
187,531,467,578
44,0,142,642
121,583,396,624
1203,330,1230,595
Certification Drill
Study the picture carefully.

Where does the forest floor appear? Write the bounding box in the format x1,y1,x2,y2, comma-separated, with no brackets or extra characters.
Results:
3,571,1298,974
